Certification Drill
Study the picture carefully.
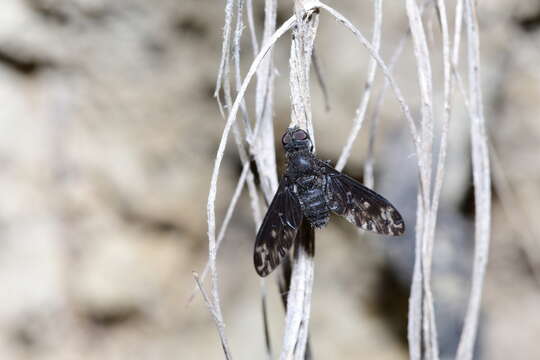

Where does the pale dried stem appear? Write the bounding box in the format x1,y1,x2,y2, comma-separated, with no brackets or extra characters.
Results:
311,48,331,111
260,277,273,360
280,4,319,358
409,191,425,360
206,14,295,358
405,0,439,358
363,109,378,189
281,251,308,360
292,247,315,360
455,0,491,358
452,0,464,66
318,2,421,152
231,0,264,229
252,0,279,202
246,0,260,56
253,2,279,358
431,0,453,264
364,0,433,189
216,0,263,238
193,272,233,360
197,0,261,310
335,0,383,172
425,0,452,358
233,0,254,138
215,0,235,112
203,2,239,356
313,5,438,358
188,162,250,304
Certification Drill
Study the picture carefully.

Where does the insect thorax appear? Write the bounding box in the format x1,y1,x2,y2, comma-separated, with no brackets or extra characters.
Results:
287,150,315,176
286,152,330,228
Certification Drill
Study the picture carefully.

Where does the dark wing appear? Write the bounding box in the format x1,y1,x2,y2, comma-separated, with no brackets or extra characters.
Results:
254,180,303,277
320,161,405,236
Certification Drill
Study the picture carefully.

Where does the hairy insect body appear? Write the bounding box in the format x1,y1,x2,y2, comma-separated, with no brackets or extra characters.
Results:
253,127,405,277
287,150,330,228
298,185,329,228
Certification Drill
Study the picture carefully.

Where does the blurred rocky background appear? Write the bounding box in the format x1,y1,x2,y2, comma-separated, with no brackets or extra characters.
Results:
0,0,539,359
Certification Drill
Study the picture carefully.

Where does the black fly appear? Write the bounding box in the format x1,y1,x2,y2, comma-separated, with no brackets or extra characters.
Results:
254,126,405,277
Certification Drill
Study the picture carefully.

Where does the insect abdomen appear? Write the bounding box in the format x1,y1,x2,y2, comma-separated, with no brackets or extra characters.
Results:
299,187,329,228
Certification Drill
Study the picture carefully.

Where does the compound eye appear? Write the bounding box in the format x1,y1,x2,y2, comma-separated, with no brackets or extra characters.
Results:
293,129,308,140
282,133,292,145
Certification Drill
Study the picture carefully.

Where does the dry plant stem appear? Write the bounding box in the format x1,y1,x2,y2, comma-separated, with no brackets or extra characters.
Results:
406,0,434,219
363,108,378,189
210,11,295,270
281,252,308,360
431,0,452,261
313,6,434,357
253,0,279,203
261,278,273,360
409,191,425,360
206,15,295,358
426,0,452,357
233,0,254,137
246,0,259,56
253,2,278,358
204,1,241,356
294,257,314,360
445,1,491,358
230,0,264,228
452,0,464,66
363,0,433,189
456,1,491,358
318,2,421,152
230,0,260,206
217,0,263,236
193,272,233,360
405,0,439,358
215,0,235,114
207,0,262,316
188,162,250,304
280,4,319,359
364,0,432,189
311,48,331,111
289,3,318,137
407,1,456,358
335,0,383,172
211,17,297,254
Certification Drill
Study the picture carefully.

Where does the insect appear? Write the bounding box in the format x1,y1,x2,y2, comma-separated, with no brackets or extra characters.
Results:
254,126,405,277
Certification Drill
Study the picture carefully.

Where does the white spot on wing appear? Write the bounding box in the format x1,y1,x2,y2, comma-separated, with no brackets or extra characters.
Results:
255,243,270,274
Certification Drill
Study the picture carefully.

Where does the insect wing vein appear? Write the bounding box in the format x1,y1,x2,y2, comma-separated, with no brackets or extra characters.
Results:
320,160,405,236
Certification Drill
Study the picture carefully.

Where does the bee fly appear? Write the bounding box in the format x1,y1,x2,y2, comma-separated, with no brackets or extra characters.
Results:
254,126,405,277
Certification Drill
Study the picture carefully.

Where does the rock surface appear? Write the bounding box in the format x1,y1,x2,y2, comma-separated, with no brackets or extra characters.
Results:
0,0,539,359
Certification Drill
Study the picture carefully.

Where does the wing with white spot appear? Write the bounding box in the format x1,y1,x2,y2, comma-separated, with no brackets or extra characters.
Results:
254,180,303,277
320,161,405,236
